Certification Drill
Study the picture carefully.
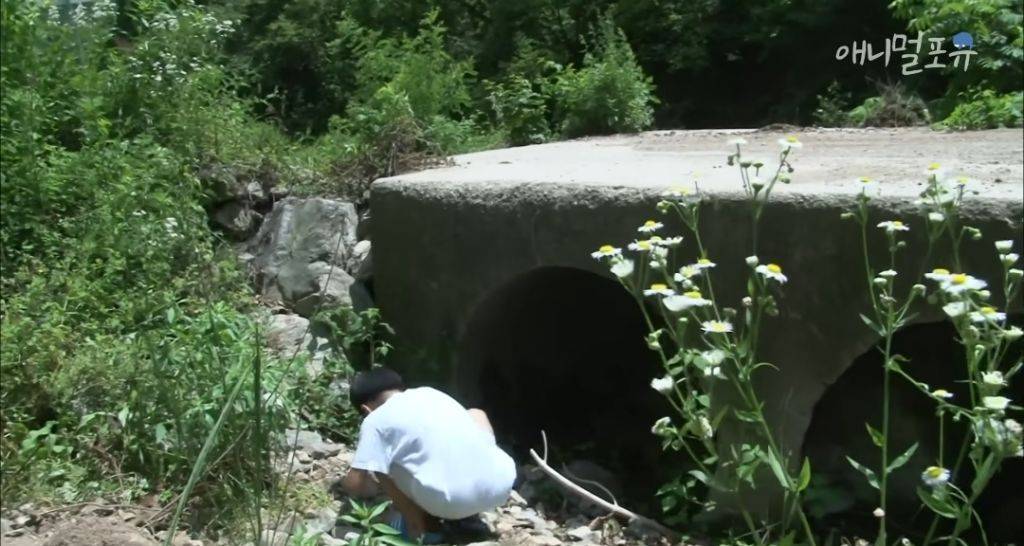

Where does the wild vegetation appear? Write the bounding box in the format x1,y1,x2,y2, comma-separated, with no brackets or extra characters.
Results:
1,0,1022,544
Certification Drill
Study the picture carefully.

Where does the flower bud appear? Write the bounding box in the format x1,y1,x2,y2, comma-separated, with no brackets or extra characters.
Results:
977,289,991,301
874,277,888,287
745,255,759,267
966,226,983,241
1009,268,1023,281
1001,253,1019,267
742,296,753,307
995,240,1013,253
912,284,927,296
1005,326,1023,341
723,307,737,319
873,508,885,518
840,212,855,220
896,241,907,249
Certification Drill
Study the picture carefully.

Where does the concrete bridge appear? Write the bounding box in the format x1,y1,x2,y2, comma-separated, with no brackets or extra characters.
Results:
370,128,1023,515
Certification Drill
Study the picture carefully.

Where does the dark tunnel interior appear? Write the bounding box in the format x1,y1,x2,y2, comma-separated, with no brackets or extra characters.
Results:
802,318,1024,542
456,267,678,509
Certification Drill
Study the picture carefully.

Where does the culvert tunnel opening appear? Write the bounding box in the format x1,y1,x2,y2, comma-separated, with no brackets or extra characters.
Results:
802,318,1024,542
456,267,676,510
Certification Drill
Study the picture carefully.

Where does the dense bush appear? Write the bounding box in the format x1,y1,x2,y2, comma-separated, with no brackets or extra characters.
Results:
0,0,293,518
938,89,1024,130
554,21,655,137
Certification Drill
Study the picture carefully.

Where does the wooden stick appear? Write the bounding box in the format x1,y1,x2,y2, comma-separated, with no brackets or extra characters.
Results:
528,432,679,541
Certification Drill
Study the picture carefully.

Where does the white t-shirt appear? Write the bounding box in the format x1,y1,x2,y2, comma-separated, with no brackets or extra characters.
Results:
351,387,516,520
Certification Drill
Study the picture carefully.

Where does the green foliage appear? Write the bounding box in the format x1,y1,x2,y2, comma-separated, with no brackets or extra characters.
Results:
555,21,656,137
846,83,931,127
340,500,412,546
487,75,553,146
812,82,854,127
938,89,1024,130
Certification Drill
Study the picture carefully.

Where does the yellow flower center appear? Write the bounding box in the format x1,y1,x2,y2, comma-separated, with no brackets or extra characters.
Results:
644,220,658,227
951,274,968,285
928,162,941,171
786,136,798,143
673,186,691,195
698,258,712,265
599,245,615,254
981,306,996,315
637,241,651,250
925,467,944,479
932,268,950,275
933,389,950,397
650,283,667,291
684,291,702,299
767,263,782,273
649,236,663,242
858,177,872,183
891,221,904,228
710,322,727,332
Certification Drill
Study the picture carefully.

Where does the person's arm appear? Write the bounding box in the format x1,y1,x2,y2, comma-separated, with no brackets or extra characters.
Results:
341,467,380,498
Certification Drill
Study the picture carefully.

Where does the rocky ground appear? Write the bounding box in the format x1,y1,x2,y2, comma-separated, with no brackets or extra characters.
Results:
1,429,678,546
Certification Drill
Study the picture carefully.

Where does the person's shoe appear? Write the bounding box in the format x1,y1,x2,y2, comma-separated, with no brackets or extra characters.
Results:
440,515,493,543
389,514,445,545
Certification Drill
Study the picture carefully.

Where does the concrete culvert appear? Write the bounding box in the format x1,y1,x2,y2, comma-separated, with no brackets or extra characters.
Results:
802,318,1024,543
455,266,675,508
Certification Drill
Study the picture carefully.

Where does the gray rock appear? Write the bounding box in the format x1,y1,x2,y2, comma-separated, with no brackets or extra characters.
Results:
349,240,372,278
259,529,289,546
248,198,358,317
284,429,344,459
1,519,12,536
212,202,262,240
566,526,593,542
302,507,338,535
465,542,500,546
264,314,333,377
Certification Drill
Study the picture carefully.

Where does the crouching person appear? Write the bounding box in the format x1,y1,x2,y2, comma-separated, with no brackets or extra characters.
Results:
340,367,516,543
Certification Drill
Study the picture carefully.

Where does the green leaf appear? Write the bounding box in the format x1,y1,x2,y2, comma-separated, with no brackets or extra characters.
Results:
798,457,812,492
865,423,884,447
917,487,957,519
371,523,401,535
846,456,879,490
368,501,391,520
764,450,791,490
859,313,883,336
886,442,918,473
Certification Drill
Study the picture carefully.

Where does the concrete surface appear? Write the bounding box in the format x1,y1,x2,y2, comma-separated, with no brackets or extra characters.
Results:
370,128,1024,513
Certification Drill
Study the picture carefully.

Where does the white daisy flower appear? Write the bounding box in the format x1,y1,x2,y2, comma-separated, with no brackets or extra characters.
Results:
653,235,683,247
995,240,1014,253
638,220,664,233
702,349,727,365
778,135,803,150
873,507,886,518
644,283,675,297
704,365,725,379
727,137,748,146
661,186,693,199
878,220,910,233
932,389,954,400
970,306,1006,323
981,371,1006,387
925,162,946,179
650,375,674,394
856,176,879,195
928,211,945,223
1001,253,1019,267
925,268,952,282
940,273,987,295
591,244,621,260
610,259,634,278
942,301,968,318
693,258,716,269
698,416,714,439
674,265,702,281
651,416,672,434
628,240,654,252
921,466,950,487
1005,326,1024,340
755,263,788,283
663,290,712,312
983,396,1011,411
701,320,734,334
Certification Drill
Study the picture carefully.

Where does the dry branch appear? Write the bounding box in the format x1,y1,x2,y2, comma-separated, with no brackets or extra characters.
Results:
528,431,679,541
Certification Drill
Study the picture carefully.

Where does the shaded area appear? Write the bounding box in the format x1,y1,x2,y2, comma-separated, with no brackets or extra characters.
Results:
803,319,1024,542
456,267,673,508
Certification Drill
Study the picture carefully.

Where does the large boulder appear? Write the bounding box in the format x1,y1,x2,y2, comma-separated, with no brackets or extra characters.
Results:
264,313,334,377
250,198,359,317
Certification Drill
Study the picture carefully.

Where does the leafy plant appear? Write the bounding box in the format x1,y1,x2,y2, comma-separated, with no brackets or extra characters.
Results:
340,500,413,546
938,89,1023,130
